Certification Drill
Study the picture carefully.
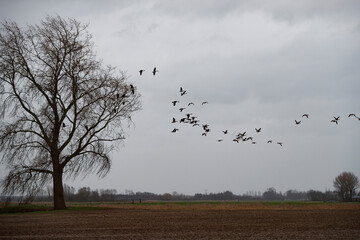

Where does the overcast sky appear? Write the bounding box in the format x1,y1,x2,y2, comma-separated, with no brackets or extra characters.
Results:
1,0,359,195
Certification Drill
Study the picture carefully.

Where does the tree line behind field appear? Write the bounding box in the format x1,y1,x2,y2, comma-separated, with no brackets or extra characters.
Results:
0,186,343,203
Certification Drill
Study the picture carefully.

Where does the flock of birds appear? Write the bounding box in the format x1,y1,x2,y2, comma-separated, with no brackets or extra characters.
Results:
169,87,287,146
136,67,359,147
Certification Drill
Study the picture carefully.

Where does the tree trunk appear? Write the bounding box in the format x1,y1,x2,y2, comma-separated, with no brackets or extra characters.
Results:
53,169,66,210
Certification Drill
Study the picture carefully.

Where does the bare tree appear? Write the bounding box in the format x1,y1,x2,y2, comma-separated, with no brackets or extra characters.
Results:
0,16,141,209
333,172,359,202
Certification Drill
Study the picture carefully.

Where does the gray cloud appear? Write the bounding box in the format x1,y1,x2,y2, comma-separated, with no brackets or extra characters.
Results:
0,0,359,195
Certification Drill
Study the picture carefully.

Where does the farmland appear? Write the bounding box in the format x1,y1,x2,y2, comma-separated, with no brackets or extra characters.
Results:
1,201,359,239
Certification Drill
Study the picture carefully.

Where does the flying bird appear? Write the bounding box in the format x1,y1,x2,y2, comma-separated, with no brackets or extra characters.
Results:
255,128,261,133
202,102,208,105
331,119,338,125
130,84,135,94
180,87,184,92
188,102,195,106
172,117,177,123
333,116,340,121
348,113,356,118
181,91,187,96
302,114,309,118
295,120,301,125
172,101,179,106
171,128,179,133
152,67,158,75
139,69,145,76
217,139,223,142
179,108,185,112
233,139,239,143
267,140,272,143
222,130,228,134
202,133,207,136
277,142,283,146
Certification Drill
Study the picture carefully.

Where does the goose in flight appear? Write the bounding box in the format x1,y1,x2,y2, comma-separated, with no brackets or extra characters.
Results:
255,128,261,133
222,130,228,134
181,91,187,96
172,101,179,106
172,117,177,123
277,142,283,146
202,133,207,136
171,128,179,133
333,116,340,121
188,102,195,106
267,140,272,143
130,84,135,94
139,69,145,76
152,67,158,75
295,120,301,125
202,102,208,105
302,114,309,118
217,139,223,142
179,108,185,112
233,139,239,143
348,113,356,118
331,119,338,125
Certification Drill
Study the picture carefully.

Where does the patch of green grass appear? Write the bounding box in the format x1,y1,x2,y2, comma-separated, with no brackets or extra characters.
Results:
0,202,106,214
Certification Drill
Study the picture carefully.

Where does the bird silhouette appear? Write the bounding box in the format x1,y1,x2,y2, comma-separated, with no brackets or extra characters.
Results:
267,140,272,143
255,128,261,133
188,102,195,106
218,139,223,142
233,139,239,143
171,128,179,133
179,108,185,112
181,91,187,96
302,114,309,118
172,101,179,106
295,120,301,125
139,69,145,76
277,142,283,146
180,118,187,123
222,130,228,134
130,84,135,94
331,119,338,125
152,67,158,75
180,87,184,92
333,116,340,121
202,133,207,136
172,117,177,123
348,113,356,118
201,102,208,105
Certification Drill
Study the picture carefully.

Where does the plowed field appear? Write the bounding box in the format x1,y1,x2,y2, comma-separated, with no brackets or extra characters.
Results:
1,203,359,239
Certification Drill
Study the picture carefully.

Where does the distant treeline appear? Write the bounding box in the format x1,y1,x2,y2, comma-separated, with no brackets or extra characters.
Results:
1,186,342,203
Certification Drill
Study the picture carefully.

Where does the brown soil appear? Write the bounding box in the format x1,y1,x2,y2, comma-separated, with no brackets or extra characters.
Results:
1,204,359,239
